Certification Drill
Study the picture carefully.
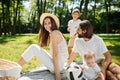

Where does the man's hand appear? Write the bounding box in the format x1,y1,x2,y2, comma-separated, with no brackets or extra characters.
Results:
101,68,106,78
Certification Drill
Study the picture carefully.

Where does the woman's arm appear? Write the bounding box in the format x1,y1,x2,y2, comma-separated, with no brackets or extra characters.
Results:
51,31,61,80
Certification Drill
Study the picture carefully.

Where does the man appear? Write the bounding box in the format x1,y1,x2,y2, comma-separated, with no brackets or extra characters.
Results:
67,20,111,79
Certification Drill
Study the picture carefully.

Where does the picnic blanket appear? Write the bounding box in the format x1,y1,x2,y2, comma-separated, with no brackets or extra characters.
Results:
0,58,83,80
18,62,83,80
19,65,55,80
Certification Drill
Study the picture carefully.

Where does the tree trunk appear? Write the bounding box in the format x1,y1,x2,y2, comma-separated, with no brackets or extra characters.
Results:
2,0,6,35
79,0,84,13
18,3,21,33
84,0,89,19
37,0,41,29
0,18,2,36
12,0,18,35
93,0,96,24
105,0,109,33
6,0,11,35
43,0,46,13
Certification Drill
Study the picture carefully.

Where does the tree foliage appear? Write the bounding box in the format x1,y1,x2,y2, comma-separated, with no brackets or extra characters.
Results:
0,0,120,36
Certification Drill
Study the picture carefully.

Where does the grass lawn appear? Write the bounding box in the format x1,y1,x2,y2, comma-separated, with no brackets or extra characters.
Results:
0,33,120,71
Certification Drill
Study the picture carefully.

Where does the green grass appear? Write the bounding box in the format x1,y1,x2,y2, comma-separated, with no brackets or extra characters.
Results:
0,34,40,71
98,34,120,64
0,33,120,71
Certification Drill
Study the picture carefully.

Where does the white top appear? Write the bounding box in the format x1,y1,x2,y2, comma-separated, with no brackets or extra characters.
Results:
73,35,108,63
83,63,101,80
49,34,68,71
68,19,81,37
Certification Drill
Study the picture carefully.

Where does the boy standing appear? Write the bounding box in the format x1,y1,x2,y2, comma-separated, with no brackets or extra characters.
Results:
67,9,81,57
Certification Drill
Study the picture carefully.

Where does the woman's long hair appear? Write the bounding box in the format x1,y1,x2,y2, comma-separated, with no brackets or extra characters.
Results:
38,16,59,47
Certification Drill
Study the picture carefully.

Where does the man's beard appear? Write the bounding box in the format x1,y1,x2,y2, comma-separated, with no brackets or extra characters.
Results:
78,34,84,38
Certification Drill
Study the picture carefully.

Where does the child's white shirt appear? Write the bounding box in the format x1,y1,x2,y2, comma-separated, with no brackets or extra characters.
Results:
68,19,81,37
83,63,101,80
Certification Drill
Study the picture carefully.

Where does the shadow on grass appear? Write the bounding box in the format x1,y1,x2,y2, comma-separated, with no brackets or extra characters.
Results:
98,34,120,39
27,40,34,44
108,45,120,56
98,34,120,57
0,34,37,44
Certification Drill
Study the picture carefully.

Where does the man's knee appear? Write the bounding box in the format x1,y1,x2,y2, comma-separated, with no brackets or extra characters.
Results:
108,62,120,74
106,70,118,80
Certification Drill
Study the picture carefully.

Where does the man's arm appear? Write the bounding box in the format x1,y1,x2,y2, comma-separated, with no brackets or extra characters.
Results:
67,26,70,32
67,52,77,65
102,51,112,79
97,71,105,80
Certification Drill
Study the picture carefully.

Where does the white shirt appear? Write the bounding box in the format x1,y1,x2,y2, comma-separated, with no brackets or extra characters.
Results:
49,33,68,71
83,63,101,80
68,19,81,37
73,35,108,63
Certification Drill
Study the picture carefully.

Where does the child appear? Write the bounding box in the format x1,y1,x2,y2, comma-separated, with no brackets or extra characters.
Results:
67,9,81,57
82,51,105,80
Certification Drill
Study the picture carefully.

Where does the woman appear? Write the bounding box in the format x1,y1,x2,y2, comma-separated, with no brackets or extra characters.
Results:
18,13,68,80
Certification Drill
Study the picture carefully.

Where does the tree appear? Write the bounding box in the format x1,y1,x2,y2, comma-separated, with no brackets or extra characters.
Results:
0,18,1,36
83,0,89,19
104,0,109,33
0,0,120,35
79,0,84,12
